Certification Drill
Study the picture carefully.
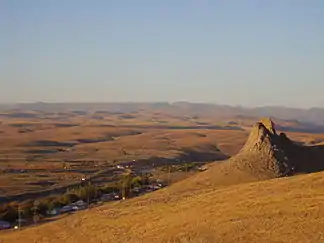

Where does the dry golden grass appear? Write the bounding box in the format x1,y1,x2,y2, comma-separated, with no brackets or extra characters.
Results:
1,114,324,242
1,112,323,161
2,112,324,196
0,114,248,196
0,116,246,157
1,171,324,243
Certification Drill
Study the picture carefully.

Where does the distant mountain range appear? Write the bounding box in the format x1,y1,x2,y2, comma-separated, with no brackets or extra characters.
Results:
2,102,324,125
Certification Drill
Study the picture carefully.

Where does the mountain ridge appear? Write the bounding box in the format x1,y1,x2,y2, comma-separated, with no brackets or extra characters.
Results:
2,102,324,125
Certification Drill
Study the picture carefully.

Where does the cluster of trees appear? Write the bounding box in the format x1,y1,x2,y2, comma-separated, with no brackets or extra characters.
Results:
160,162,200,173
67,182,99,203
0,202,20,223
0,197,61,223
0,183,98,224
0,174,154,224
118,174,150,198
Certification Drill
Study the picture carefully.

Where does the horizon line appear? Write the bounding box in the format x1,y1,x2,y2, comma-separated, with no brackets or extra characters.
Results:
0,101,323,110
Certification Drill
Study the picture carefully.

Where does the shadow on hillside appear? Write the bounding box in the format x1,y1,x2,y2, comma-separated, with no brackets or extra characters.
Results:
123,148,229,169
277,124,324,134
277,133,324,174
26,149,59,154
180,149,230,162
75,131,142,143
87,124,244,131
9,123,78,128
24,140,77,147
298,144,324,173
0,113,39,119
23,131,143,149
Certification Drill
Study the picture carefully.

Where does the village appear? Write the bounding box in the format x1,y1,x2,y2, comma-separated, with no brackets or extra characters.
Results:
0,161,174,231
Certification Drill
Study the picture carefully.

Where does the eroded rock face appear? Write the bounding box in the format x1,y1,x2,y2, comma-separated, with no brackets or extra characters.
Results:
260,118,277,135
242,120,276,152
230,118,295,179
205,118,324,184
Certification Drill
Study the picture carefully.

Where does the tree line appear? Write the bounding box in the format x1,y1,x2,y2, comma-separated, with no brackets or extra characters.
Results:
0,173,152,224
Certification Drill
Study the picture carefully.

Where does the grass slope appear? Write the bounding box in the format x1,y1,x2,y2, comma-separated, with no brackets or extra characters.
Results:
1,171,324,243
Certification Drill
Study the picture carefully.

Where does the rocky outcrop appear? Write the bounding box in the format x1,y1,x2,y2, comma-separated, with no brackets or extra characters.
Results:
228,118,304,179
178,118,324,190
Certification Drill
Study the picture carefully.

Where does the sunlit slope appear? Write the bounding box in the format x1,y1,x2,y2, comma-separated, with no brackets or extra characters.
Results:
1,172,324,243
2,118,324,243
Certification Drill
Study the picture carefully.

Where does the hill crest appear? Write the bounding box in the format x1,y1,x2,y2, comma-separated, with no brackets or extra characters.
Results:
229,118,294,179
186,118,324,189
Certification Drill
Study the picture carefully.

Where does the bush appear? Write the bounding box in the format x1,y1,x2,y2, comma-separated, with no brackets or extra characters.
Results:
131,176,143,188
0,203,19,223
99,186,117,194
60,193,80,205
67,183,99,202
20,201,34,218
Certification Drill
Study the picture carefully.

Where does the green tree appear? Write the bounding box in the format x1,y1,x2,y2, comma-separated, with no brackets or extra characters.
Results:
142,174,150,186
20,201,33,218
119,174,133,198
60,193,79,205
0,203,18,223
131,176,142,188
68,182,99,203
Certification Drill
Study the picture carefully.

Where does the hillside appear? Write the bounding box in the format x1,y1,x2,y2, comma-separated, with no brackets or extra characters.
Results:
1,172,324,243
1,118,324,242
171,118,324,192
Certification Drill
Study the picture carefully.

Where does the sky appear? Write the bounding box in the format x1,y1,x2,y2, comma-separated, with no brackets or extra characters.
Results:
0,0,324,108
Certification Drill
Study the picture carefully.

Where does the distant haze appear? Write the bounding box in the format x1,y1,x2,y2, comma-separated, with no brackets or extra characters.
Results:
2,102,324,126
1,1,324,107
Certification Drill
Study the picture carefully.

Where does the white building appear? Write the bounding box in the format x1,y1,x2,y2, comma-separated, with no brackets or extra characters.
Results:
47,208,59,216
0,220,10,230
60,205,73,213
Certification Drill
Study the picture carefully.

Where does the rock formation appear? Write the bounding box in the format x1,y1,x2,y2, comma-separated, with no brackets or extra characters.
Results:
227,118,322,179
179,118,324,190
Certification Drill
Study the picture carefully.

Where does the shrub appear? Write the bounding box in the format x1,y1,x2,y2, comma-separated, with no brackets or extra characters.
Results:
0,203,19,223
67,183,99,202
60,193,80,205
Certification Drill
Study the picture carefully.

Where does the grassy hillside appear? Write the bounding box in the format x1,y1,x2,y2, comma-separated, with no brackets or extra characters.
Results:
1,171,324,243
2,118,324,242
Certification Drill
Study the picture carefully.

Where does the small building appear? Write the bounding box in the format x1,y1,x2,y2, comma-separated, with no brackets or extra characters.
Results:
72,200,88,210
72,206,79,211
113,193,121,200
14,219,27,228
101,194,111,202
47,208,59,216
132,187,141,193
198,165,208,172
101,193,121,201
156,179,165,188
153,185,161,190
0,220,10,230
143,185,154,192
70,202,86,211
101,193,114,202
60,205,73,213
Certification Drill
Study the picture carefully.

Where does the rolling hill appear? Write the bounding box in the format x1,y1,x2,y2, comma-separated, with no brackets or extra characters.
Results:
1,172,324,243
1,118,324,243
3,102,324,125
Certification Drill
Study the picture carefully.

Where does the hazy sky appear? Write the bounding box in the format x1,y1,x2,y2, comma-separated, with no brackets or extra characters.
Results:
1,1,324,107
